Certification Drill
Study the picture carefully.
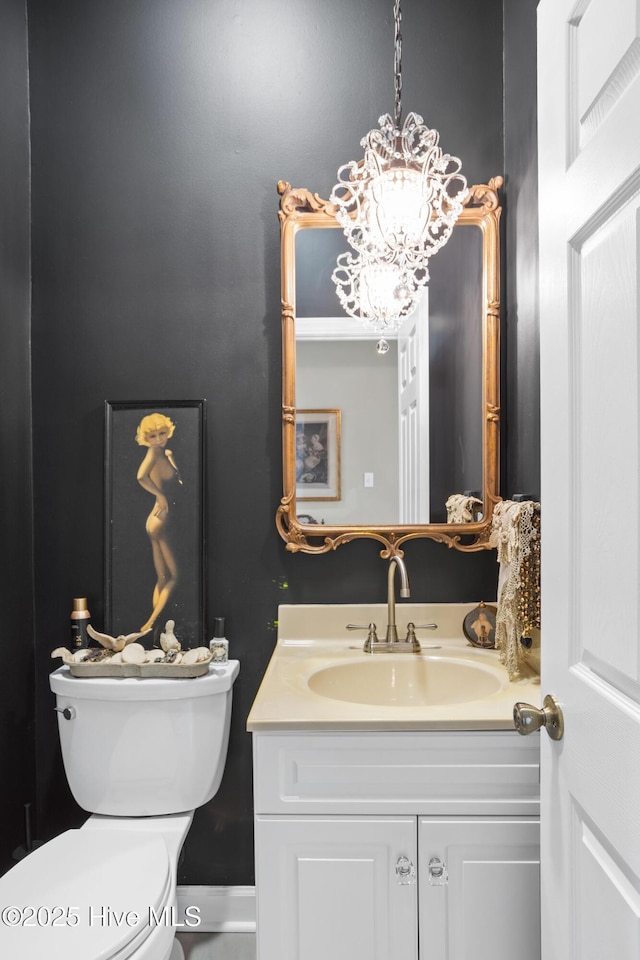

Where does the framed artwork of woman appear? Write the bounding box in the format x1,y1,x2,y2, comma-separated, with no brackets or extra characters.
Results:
105,400,206,647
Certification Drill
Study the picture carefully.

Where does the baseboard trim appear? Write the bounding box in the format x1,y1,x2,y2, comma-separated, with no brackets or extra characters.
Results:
176,885,256,933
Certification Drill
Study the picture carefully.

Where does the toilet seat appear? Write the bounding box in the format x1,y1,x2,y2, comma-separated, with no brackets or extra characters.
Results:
0,827,173,959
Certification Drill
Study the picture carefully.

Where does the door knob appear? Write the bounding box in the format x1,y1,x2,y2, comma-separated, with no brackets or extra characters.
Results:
513,694,564,740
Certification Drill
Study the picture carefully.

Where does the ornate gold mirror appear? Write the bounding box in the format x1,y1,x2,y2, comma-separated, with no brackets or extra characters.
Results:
276,177,502,556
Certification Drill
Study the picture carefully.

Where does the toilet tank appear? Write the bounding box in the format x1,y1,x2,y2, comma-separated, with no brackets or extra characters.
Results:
49,661,239,816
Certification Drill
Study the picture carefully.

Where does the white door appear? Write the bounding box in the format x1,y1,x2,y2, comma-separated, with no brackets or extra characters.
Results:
418,818,540,960
398,293,430,523
254,815,418,960
538,1,640,957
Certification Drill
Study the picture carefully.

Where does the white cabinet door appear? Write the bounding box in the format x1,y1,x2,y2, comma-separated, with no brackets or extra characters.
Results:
418,818,540,960
255,815,418,960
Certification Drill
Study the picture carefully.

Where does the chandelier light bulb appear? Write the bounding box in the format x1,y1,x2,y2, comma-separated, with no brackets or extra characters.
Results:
365,166,431,249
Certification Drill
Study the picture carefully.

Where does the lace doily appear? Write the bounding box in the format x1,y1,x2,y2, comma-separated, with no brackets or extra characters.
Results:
489,500,541,680
445,493,483,524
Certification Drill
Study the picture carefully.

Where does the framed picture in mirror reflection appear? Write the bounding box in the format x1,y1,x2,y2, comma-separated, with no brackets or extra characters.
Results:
296,409,341,501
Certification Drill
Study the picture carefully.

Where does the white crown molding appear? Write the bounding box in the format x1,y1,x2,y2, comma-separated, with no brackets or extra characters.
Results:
295,316,395,340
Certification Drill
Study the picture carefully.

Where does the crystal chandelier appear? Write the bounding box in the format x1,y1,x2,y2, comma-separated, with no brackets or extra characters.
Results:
330,0,467,333
332,248,428,333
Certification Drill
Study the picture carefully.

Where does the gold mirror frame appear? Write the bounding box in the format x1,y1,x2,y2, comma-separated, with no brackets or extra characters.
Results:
275,176,503,556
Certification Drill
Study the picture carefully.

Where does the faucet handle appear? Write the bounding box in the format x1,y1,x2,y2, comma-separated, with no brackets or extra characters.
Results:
346,622,379,653
363,624,379,653
403,622,420,652
403,621,438,652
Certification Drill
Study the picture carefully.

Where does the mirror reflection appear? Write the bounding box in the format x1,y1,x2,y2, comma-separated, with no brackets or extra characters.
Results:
295,225,483,526
276,179,502,555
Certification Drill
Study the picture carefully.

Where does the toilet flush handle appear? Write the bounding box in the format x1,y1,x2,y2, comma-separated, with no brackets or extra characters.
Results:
54,705,76,720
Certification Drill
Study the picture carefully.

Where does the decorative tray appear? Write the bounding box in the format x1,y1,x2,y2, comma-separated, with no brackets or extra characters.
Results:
51,624,214,679
68,661,211,679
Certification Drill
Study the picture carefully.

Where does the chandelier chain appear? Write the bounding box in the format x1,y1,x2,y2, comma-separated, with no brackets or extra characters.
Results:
393,0,403,126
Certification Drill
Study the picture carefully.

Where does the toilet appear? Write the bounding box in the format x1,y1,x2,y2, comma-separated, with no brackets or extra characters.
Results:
0,659,239,960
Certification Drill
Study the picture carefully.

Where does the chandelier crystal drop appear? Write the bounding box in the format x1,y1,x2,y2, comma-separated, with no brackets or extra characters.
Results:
330,0,467,331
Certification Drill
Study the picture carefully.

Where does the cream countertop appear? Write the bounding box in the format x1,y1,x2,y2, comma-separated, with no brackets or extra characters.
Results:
247,603,541,732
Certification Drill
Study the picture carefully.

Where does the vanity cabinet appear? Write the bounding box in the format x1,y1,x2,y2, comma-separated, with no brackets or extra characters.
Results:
252,730,540,960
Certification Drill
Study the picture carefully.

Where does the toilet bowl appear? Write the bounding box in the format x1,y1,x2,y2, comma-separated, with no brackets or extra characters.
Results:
0,660,239,959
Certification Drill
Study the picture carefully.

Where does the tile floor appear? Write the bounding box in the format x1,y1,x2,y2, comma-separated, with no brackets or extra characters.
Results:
177,932,257,959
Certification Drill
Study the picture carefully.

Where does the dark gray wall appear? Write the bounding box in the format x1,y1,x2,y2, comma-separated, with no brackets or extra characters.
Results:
504,0,540,499
0,0,538,887
0,0,35,875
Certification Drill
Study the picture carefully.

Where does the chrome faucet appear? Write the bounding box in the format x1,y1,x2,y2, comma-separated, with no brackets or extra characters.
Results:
346,555,437,653
385,555,410,642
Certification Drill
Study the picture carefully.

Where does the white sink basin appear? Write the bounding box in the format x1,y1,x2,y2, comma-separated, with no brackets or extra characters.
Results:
307,656,505,707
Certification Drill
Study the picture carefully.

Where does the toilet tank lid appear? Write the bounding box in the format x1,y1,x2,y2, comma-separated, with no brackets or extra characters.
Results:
50,659,239,700
0,828,171,959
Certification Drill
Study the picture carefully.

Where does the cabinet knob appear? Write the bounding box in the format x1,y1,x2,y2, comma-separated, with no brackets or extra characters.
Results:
513,694,564,741
427,856,448,885
395,855,416,885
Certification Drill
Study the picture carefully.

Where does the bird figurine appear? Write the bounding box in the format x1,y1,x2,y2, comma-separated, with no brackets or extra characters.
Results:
159,619,181,653
86,624,151,652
